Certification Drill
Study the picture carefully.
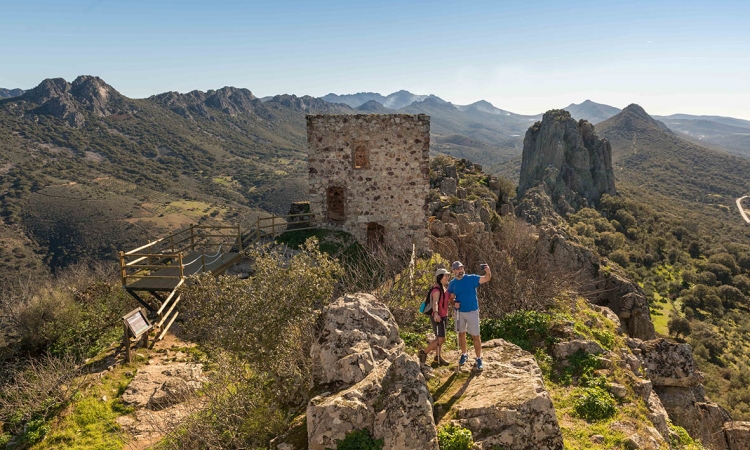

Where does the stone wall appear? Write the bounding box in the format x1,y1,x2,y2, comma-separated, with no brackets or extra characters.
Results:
307,114,430,252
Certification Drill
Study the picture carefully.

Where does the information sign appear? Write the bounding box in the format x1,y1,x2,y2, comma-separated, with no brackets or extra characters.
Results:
123,308,151,337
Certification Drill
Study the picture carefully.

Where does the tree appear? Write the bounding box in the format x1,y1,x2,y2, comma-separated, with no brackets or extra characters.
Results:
668,315,691,339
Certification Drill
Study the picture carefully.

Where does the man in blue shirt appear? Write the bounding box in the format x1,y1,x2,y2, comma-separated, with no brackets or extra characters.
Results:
448,260,491,370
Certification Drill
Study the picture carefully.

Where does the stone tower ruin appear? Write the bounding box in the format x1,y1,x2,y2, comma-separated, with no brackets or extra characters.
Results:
306,114,430,253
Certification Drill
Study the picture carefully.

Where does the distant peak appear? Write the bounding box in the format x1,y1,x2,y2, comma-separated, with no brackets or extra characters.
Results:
622,103,647,114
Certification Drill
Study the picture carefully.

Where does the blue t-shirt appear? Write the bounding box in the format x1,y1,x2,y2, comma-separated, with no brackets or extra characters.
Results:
448,274,481,312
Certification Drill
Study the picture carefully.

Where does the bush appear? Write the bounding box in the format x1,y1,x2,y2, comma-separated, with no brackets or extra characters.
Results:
480,310,552,351
437,423,473,450
573,387,617,421
558,350,602,387
1,263,134,358
328,428,384,450
0,354,87,439
179,238,342,405
158,354,289,449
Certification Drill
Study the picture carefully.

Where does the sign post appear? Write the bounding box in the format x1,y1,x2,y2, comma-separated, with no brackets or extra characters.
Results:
122,308,153,363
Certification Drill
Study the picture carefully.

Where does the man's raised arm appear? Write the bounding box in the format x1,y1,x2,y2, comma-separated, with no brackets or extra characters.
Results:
479,265,491,284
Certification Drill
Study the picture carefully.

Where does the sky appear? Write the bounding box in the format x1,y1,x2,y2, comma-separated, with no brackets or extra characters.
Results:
2,0,750,119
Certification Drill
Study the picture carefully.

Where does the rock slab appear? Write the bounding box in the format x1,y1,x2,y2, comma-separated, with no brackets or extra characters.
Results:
450,339,563,450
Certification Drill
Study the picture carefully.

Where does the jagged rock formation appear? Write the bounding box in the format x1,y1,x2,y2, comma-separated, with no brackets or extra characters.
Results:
7,76,131,127
269,94,351,113
305,293,437,450
450,339,563,450
517,109,616,218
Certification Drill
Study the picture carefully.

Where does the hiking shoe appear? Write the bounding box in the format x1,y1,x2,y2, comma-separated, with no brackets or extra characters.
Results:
458,353,468,366
475,357,484,371
433,356,450,366
418,349,427,364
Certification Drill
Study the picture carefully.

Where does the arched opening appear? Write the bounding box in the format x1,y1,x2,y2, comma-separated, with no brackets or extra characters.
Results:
367,222,385,248
326,186,345,222
353,145,369,169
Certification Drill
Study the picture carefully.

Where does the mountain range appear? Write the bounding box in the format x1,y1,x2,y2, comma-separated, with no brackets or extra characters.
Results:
2,76,750,285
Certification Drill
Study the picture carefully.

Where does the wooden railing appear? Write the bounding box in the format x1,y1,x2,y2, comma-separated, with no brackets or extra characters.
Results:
119,224,242,287
244,212,318,245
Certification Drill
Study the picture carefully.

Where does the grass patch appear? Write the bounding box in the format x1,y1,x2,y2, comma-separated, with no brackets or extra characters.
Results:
34,366,136,449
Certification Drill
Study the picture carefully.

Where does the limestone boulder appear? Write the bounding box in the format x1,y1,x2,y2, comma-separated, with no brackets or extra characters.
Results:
645,390,671,442
310,293,403,387
724,422,750,450
610,421,667,450
634,339,702,387
551,339,604,360
307,354,438,450
634,339,732,449
450,339,563,450
440,177,457,196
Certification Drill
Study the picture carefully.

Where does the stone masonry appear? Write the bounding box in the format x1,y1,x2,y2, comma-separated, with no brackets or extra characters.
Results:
307,114,431,252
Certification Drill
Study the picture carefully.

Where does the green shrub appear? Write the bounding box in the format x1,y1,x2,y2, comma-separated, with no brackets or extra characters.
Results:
573,387,617,421
328,428,383,450
591,328,616,350
558,350,602,386
400,331,425,351
437,423,473,450
480,310,551,351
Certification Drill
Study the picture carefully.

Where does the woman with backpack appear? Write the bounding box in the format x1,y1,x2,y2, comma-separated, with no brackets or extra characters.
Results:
419,268,451,366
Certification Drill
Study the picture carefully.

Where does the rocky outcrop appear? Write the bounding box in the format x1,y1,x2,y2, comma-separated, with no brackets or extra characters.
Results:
536,226,655,340
305,293,437,450
310,293,403,388
121,362,206,410
517,109,615,215
724,422,750,450
307,354,437,450
630,338,732,449
449,339,563,450
14,76,130,127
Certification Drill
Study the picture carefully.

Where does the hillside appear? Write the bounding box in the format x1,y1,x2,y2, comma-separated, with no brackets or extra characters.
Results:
598,104,750,205
653,113,750,159
0,76,339,283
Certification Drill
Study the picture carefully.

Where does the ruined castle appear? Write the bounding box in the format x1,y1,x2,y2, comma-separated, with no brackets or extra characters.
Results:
306,114,431,253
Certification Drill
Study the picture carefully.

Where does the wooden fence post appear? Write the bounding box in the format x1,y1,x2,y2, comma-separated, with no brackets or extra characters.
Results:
190,224,195,251
119,251,126,287
179,253,184,279
124,322,131,364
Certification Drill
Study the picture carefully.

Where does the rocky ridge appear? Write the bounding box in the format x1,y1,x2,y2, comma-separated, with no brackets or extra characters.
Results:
150,86,270,120
0,87,24,99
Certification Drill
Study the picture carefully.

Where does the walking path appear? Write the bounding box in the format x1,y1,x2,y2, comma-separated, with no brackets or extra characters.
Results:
736,196,750,224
